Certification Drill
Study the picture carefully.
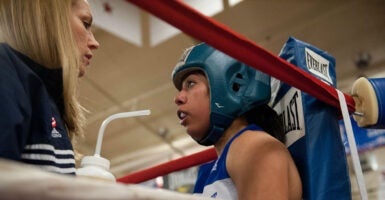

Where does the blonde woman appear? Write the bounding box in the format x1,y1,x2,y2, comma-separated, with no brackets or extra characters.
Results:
0,0,99,175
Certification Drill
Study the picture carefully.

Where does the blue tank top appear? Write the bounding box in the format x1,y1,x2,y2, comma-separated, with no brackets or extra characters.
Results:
193,124,263,199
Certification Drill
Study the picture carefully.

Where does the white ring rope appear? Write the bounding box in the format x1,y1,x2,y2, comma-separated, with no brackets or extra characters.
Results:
337,89,368,200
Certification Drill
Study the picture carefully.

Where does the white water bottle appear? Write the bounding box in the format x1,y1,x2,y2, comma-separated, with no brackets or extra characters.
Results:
76,110,150,182
76,155,116,182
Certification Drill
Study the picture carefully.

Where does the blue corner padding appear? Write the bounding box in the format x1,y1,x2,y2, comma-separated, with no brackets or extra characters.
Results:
274,37,352,200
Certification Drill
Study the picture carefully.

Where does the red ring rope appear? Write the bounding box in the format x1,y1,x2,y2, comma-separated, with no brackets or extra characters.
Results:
126,0,355,112
117,148,217,183
118,0,356,184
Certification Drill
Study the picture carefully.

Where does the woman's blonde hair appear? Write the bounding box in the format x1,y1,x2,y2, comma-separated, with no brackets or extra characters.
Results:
0,0,86,144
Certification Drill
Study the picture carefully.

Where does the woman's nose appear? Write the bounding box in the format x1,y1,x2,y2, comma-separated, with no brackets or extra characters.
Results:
89,33,100,50
174,91,186,105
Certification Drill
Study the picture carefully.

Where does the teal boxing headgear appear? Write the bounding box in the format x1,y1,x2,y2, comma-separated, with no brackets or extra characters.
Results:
172,43,271,146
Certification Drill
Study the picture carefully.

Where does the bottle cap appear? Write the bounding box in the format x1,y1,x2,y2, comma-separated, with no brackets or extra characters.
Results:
80,155,110,170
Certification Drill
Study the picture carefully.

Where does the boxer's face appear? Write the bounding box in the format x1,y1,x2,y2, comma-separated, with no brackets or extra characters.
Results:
175,72,210,142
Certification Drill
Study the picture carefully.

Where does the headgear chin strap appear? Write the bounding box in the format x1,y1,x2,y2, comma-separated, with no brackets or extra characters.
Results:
197,113,234,146
172,43,271,146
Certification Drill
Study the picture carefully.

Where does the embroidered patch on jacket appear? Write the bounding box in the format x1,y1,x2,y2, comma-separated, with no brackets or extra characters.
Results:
51,117,62,138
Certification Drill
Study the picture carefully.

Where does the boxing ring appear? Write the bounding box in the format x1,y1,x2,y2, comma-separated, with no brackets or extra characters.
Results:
115,1,384,200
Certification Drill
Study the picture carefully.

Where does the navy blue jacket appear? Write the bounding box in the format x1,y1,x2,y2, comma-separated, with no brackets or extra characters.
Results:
0,43,76,174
